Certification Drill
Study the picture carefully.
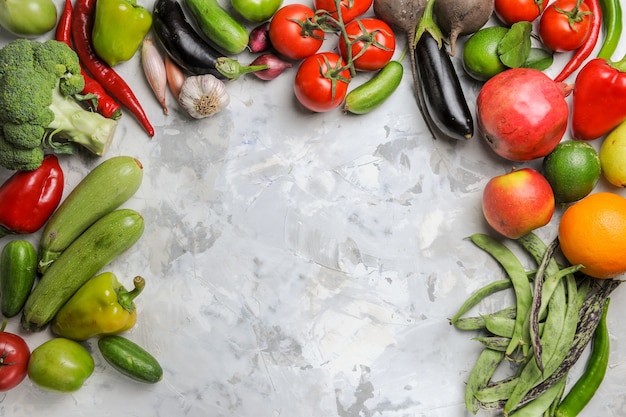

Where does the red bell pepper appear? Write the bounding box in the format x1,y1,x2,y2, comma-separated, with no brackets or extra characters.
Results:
0,155,65,238
571,56,626,140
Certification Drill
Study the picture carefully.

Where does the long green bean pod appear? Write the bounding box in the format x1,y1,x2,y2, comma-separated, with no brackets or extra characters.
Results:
554,298,611,417
469,234,532,359
517,279,620,408
597,0,623,60
465,347,506,413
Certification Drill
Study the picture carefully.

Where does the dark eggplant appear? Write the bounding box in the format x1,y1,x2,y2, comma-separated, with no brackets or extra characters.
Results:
152,0,226,78
414,31,474,141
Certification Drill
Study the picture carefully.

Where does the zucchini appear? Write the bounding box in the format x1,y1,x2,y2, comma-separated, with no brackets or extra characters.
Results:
38,156,143,275
22,209,145,332
184,0,249,55
0,240,37,317
344,61,404,114
98,335,163,383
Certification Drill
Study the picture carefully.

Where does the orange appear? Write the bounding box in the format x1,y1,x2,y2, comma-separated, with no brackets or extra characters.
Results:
558,192,626,278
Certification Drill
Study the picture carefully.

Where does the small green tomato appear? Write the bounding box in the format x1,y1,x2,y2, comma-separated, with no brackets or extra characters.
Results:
231,0,282,22
27,338,95,392
0,0,58,37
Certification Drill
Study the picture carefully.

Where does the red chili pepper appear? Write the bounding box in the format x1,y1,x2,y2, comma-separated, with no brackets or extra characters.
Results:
71,0,155,136
56,0,122,120
0,155,65,238
554,0,602,82
571,56,626,140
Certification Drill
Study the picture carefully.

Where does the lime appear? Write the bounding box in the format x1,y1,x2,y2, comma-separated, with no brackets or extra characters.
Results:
599,122,626,187
462,26,509,82
542,140,601,203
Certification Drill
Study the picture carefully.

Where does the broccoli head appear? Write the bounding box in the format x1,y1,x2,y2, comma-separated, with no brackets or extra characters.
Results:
0,38,118,171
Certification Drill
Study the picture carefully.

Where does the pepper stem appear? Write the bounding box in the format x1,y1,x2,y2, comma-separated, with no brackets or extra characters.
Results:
216,57,269,80
609,54,626,72
117,276,146,312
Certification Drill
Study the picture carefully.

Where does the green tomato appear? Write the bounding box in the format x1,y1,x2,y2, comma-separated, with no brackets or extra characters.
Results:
0,0,58,37
27,338,95,393
231,0,282,22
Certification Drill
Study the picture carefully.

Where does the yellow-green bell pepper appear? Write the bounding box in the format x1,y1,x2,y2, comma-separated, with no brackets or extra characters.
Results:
92,0,152,66
51,272,145,341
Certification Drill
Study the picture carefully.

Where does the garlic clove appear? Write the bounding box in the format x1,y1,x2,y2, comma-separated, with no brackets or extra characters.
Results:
178,74,230,119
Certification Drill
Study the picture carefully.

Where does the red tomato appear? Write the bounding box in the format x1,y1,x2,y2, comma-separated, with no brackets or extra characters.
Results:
313,0,373,22
0,330,30,391
294,52,352,112
538,0,593,51
269,4,324,60
338,18,396,71
494,0,545,25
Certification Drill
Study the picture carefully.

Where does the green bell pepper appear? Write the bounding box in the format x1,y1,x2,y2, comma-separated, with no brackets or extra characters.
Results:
51,272,145,341
92,0,152,66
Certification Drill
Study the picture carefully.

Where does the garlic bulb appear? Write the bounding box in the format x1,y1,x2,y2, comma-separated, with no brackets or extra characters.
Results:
178,74,230,119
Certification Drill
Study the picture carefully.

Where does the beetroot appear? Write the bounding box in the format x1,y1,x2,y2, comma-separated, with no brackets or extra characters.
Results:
476,68,571,162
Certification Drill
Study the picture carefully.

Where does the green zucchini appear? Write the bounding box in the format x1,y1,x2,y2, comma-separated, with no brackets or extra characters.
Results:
38,156,143,275
98,335,163,383
0,240,37,317
22,209,144,332
343,60,404,115
184,0,249,55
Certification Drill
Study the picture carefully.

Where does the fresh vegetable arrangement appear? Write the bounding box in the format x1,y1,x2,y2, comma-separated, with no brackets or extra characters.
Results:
0,0,625,412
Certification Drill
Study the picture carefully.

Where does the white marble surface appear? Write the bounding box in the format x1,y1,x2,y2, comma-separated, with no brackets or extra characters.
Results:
1,1,625,416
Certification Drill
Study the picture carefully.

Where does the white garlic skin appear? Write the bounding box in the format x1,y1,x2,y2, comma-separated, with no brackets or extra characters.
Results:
178,74,230,119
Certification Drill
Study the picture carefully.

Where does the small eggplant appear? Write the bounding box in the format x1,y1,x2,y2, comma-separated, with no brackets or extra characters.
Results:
414,31,474,140
152,0,225,78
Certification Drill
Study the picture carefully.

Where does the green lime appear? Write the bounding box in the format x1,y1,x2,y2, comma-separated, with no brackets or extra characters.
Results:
542,140,601,204
462,26,510,82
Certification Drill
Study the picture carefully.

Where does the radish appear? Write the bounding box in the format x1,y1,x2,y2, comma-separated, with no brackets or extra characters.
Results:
476,68,571,162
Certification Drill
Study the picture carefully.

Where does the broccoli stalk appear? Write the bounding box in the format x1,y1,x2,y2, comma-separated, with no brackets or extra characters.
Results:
0,38,119,171
46,81,117,157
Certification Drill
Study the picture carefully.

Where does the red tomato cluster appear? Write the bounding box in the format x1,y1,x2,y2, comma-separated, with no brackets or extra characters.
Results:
494,0,593,52
267,0,396,112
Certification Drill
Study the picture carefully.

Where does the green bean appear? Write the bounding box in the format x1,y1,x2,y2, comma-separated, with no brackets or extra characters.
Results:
528,238,560,373
473,336,511,351
597,0,623,60
469,234,532,359
465,347,506,414
485,316,516,338
474,376,518,404
450,278,513,325
509,377,566,417
554,298,611,417
504,278,569,414
454,306,517,331
517,279,620,408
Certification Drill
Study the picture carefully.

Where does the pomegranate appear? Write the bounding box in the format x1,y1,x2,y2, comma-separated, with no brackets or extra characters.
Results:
476,68,571,161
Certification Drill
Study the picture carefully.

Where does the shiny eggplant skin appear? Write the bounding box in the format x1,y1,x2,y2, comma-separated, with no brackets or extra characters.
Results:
414,32,474,140
152,0,225,78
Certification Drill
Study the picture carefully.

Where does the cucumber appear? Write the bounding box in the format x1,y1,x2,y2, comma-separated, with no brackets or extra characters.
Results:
184,0,249,55
22,209,144,332
343,60,404,115
38,156,143,274
0,240,37,317
98,335,163,383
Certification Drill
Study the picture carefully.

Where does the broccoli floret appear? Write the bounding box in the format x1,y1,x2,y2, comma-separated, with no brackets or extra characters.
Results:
0,38,118,171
